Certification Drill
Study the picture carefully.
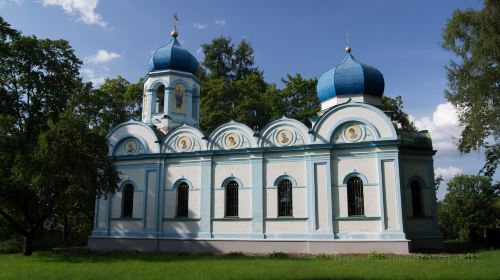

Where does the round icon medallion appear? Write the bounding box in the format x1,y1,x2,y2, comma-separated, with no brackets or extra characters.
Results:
276,129,293,145
123,139,138,155
176,136,192,152
224,133,240,149
343,125,362,142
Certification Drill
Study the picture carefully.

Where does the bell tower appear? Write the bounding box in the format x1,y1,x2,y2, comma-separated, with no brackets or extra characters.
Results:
142,14,200,134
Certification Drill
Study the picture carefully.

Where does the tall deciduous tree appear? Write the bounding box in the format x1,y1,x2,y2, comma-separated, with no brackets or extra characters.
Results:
442,0,500,176
0,17,118,255
438,175,499,240
73,76,143,136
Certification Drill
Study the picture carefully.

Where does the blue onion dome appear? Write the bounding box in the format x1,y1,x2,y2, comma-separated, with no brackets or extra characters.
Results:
317,47,384,102
148,31,199,75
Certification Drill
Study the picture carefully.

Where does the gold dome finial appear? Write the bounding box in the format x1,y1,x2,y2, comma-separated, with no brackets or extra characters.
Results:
171,12,179,38
345,46,351,53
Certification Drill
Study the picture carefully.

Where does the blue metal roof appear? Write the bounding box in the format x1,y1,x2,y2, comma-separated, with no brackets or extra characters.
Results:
317,51,384,102
148,37,199,75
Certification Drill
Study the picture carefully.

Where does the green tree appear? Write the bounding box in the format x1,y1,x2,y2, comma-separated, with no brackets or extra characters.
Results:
200,36,267,132
438,174,499,240
268,74,320,124
0,17,118,255
442,0,500,177
381,95,417,132
73,76,143,136
201,36,234,79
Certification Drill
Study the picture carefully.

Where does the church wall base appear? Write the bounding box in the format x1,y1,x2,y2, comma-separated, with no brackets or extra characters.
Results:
88,237,410,254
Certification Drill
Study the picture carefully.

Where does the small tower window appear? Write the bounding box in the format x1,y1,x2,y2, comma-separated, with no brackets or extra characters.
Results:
176,182,189,218
156,85,165,113
225,180,239,217
122,184,134,218
411,180,423,217
347,177,364,216
278,179,293,217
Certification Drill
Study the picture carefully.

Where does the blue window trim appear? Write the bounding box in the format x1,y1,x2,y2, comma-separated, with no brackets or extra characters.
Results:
342,171,369,185
273,174,298,187
172,178,194,189
221,176,243,188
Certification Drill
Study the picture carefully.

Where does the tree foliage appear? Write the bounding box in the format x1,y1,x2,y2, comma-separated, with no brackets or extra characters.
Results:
73,76,143,136
381,96,417,132
438,174,499,240
0,17,119,255
199,36,320,132
442,0,500,176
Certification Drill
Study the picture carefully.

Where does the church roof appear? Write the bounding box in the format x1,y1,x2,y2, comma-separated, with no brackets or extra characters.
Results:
317,48,384,102
148,36,199,75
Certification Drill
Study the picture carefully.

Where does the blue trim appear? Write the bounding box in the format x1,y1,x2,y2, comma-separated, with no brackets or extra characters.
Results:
106,120,160,151
163,218,201,221
333,216,381,221
273,174,298,187
221,176,244,188
156,163,163,237
342,171,369,185
311,100,397,140
172,178,194,189
199,159,212,236
109,139,403,161
327,117,381,143
110,217,143,221
306,157,315,233
146,69,201,84
118,180,138,192
264,217,308,221
251,157,265,237
211,218,252,221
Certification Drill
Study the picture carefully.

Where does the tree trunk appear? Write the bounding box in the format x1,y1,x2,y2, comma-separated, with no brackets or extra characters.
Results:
23,233,33,256
63,214,68,241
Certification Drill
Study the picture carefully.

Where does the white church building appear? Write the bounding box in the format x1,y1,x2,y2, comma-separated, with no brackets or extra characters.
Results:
88,28,442,254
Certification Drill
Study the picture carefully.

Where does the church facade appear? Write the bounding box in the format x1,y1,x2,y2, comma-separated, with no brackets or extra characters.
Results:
88,29,442,254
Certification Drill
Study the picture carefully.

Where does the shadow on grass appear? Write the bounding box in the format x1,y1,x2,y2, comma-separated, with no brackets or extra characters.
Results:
414,240,499,254
33,249,286,264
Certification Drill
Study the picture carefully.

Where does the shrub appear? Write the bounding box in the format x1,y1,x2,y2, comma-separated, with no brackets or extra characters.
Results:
367,252,386,259
0,240,21,254
226,251,245,257
315,253,330,260
269,251,288,259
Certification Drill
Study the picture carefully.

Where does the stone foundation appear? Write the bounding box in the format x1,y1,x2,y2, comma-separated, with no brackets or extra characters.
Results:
88,237,410,254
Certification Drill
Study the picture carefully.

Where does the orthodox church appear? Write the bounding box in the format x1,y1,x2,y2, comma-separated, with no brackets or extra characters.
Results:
88,25,442,254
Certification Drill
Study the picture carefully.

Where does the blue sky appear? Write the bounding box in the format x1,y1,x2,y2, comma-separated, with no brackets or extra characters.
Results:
0,0,494,197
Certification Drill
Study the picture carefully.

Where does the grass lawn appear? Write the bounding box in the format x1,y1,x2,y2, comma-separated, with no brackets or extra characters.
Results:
0,247,499,280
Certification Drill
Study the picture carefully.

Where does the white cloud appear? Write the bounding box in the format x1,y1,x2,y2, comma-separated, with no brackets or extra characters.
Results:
411,102,462,157
191,22,207,30
81,68,105,86
435,166,464,181
196,47,203,55
215,19,226,26
84,49,121,64
41,0,107,28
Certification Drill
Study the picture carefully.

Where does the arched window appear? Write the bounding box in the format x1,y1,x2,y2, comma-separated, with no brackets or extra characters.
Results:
278,179,293,217
176,182,189,218
410,180,423,217
347,177,364,216
122,184,134,218
225,180,239,217
156,85,165,113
